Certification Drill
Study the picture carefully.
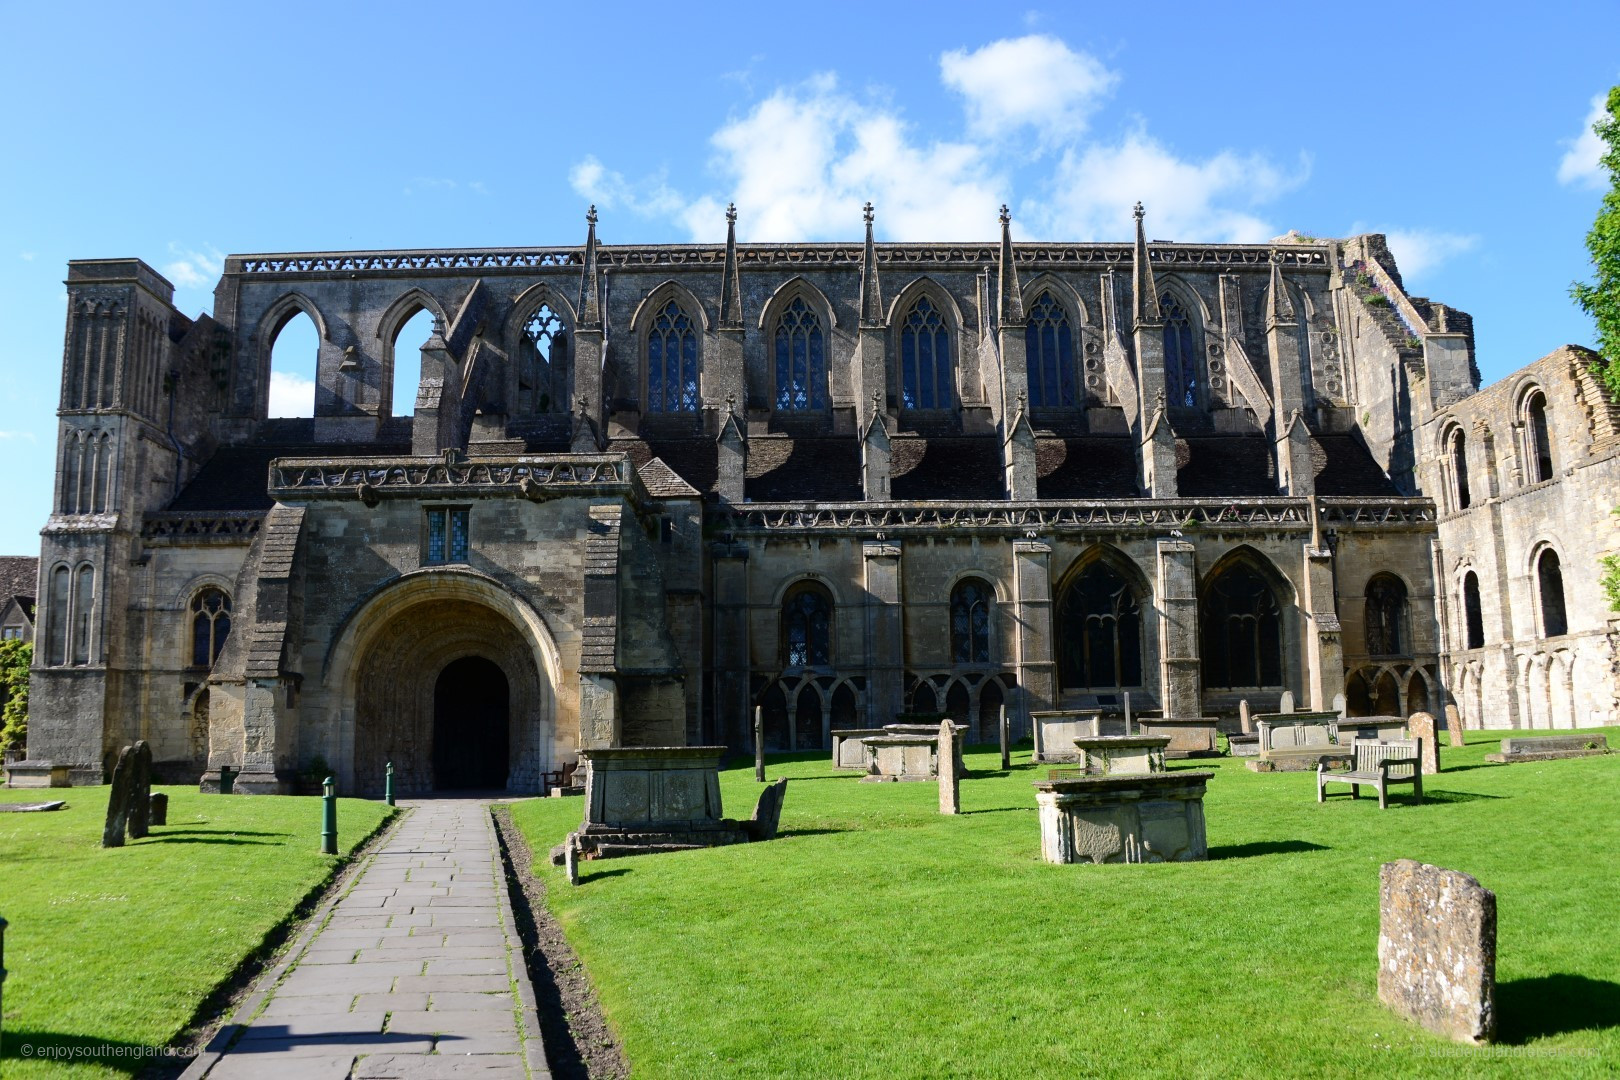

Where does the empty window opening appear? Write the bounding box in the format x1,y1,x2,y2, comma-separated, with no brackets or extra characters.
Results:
391,308,435,419
268,311,319,418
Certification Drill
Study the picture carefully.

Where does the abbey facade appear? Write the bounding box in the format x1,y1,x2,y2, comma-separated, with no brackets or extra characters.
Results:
15,206,1618,794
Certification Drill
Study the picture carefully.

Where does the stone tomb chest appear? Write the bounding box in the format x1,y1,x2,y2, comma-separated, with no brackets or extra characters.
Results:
1032,772,1212,864
1072,735,1171,776
576,746,752,854
1337,716,1409,743
1030,712,1102,763
831,728,886,770
1134,717,1220,758
860,735,938,782
1249,713,1352,772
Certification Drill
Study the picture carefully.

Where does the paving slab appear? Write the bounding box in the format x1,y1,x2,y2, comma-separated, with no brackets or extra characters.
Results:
183,799,549,1079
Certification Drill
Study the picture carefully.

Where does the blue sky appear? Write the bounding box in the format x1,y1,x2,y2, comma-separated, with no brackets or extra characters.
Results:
0,1,1615,555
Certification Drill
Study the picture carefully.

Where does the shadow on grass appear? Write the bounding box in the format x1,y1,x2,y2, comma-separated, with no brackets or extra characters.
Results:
581,866,632,884
1497,974,1620,1043
1418,789,1505,805
962,807,1034,816
1432,763,1508,774
135,835,279,846
145,828,292,838
1,1029,175,1076
777,827,852,838
1209,840,1329,859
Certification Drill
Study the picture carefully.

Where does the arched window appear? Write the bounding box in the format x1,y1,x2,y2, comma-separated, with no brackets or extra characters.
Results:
72,564,94,665
1201,561,1283,689
61,433,83,514
1161,292,1198,408
1537,549,1567,638
782,584,832,668
900,297,952,409
390,308,436,419
91,433,112,513
191,587,232,668
1462,571,1485,650
950,579,993,664
1450,429,1471,510
267,310,319,418
1526,391,1554,483
646,300,699,412
1057,560,1144,690
47,565,69,666
1025,292,1075,407
774,298,826,411
1363,574,1409,657
518,304,569,414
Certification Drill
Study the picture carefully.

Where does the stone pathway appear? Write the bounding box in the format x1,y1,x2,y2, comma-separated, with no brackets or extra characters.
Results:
184,800,549,1079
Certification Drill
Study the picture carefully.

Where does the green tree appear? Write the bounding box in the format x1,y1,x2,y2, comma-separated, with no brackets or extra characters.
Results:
1571,85,1620,397
0,638,30,753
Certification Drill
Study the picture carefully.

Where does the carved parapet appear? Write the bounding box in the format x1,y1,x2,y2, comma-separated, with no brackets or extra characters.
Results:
266,453,645,504
141,512,264,542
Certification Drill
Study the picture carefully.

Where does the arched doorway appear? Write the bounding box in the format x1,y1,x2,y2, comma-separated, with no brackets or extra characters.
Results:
433,656,511,790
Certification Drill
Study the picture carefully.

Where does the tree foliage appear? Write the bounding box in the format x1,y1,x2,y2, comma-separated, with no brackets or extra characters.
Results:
1572,85,1620,398
0,638,30,753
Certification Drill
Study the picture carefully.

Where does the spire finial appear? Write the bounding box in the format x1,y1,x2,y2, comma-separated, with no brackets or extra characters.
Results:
587,204,597,226
999,204,1011,227
726,202,737,224
726,391,737,413
872,390,882,411
720,201,743,328
996,203,1023,326
1017,389,1027,411
1132,201,1160,326
1133,201,1144,222
863,201,874,225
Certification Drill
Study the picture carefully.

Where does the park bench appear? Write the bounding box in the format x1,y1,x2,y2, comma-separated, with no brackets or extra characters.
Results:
1317,739,1423,809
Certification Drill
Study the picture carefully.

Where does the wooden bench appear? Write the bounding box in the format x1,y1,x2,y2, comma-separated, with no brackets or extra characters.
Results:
1317,739,1422,809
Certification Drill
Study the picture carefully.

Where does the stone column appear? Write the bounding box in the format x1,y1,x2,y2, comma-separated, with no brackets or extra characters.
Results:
710,541,750,750
1011,539,1055,729
862,540,904,727
1301,536,1346,713
1155,539,1200,719
938,718,960,815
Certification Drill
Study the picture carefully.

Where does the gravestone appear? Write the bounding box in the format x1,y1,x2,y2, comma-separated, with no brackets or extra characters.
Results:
753,705,765,783
149,792,168,826
1378,859,1495,1044
127,741,153,840
564,836,579,886
102,745,136,848
1444,704,1465,748
747,778,788,841
1407,712,1440,774
999,705,1010,770
1332,692,1347,719
938,719,960,815
1279,690,1296,714
1238,699,1252,734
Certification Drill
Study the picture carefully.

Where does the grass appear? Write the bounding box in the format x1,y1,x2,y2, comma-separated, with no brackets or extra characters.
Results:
0,786,393,1078
512,728,1620,1079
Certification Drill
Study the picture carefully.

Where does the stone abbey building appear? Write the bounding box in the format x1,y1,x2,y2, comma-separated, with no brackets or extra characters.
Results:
16,205,1618,793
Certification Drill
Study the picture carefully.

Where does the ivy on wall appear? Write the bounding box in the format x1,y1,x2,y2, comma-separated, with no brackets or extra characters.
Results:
0,639,30,753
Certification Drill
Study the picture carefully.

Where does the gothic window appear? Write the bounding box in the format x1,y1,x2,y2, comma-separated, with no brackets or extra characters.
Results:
1363,574,1408,657
1201,561,1283,689
950,579,993,664
191,587,232,668
1537,549,1568,638
774,298,827,411
1025,292,1075,407
1526,391,1554,483
1450,430,1471,509
61,434,82,514
72,564,94,665
47,565,69,666
781,584,832,668
518,304,569,414
900,297,953,409
646,300,700,412
1057,560,1144,690
1161,292,1198,408
425,507,470,565
1462,571,1485,650
91,433,111,513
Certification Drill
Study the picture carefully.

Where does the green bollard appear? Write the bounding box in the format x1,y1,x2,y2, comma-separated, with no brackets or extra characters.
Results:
321,776,338,855
385,761,395,807
219,764,235,795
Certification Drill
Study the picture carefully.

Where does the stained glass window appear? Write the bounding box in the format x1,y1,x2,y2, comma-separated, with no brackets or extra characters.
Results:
900,297,952,409
647,300,699,412
951,580,992,663
783,586,832,667
425,508,470,565
774,298,826,411
1025,293,1075,407
1161,292,1198,408
191,587,232,668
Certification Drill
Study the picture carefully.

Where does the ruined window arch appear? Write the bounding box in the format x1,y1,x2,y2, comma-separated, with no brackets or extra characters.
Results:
517,303,570,415
1525,390,1554,483
267,309,319,418
1449,428,1471,510
773,297,827,411
389,308,436,419
1057,557,1144,691
781,582,833,668
1201,559,1283,689
950,579,993,664
1461,571,1485,650
899,296,953,410
191,587,233,668
645,299,700,413
1363,573,1409,657
1536,548,1567,638
1025,291,1076,408
1161,291,1199,408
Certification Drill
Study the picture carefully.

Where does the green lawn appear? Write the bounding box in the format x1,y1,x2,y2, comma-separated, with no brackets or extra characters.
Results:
0,786,393,1079
512,729,1620,1079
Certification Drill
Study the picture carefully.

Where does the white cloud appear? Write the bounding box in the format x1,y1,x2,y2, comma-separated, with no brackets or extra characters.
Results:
267,370,316,418
940,34,1117,144
163,242,224,290
1558,91,1609,188
570,156,686,219
18,252,35,261
0,430,37,442
1032,130,1307,243
1381,228,1480,280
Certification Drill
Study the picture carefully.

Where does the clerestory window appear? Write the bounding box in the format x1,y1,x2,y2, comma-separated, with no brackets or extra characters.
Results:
900,297,953,409
1025,292,1075,407
425,507,470,565
646,300,700,412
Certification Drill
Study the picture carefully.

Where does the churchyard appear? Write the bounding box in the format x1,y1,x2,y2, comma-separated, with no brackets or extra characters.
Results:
0,789,392,1079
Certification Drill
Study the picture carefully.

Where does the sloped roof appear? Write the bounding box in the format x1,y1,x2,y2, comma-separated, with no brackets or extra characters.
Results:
637,456,701,499
0,556,37,602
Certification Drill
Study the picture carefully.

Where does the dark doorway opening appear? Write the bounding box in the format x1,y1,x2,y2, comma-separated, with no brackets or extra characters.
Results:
433,656,510,790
